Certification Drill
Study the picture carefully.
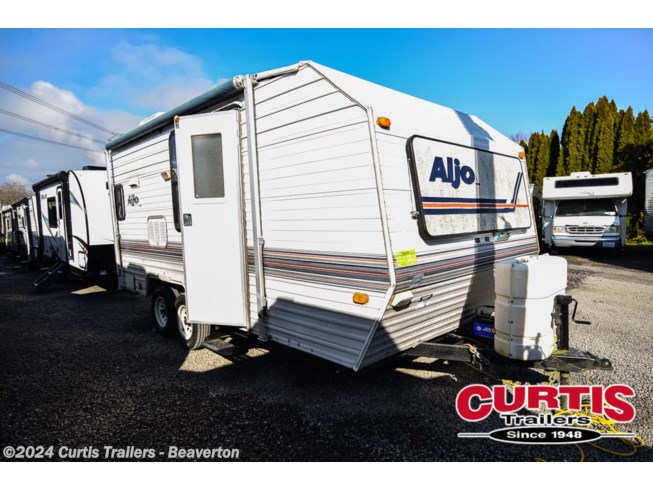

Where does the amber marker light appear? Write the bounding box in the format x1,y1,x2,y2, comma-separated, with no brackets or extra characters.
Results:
518,151,526,159
353,292,369,305
376,117,391,129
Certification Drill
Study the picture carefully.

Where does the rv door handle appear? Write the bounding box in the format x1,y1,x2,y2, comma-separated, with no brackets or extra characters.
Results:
183,214,192,226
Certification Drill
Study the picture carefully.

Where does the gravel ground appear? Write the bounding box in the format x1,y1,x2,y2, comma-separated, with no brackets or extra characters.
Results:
0,248,651,462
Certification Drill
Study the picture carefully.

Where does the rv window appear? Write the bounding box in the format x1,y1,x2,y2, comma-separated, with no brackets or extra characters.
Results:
169,132,181,232
114,184,126,221
555,199,616,217
47,197,57,227
555,177,619,188
191,133,225,199
407,136,531,239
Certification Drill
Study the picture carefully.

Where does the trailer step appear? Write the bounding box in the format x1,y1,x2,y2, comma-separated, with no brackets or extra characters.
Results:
34,262,67,291
202,338,236,357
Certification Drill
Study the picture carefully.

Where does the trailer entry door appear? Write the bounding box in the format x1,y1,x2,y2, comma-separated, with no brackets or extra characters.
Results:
176,112,247,327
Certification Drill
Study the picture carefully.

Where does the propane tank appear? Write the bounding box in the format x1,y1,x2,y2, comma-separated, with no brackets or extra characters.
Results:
494,254,567,361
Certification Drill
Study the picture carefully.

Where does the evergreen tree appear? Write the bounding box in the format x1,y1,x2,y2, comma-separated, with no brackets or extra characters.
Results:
548,130,560,178
590,96,616,174
526,131,551,187
634,110,653,145
580,102,596,171
614,107,635,171
559,107,584,175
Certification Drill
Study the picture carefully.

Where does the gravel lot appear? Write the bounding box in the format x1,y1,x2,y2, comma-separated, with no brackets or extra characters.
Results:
0,248,651,462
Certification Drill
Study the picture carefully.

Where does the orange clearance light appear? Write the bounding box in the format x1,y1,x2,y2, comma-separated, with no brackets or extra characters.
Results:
518,151,526,159
376,117,391,129
353,292,369,305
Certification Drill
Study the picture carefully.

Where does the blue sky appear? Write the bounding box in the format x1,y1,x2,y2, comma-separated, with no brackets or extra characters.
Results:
1,28,652,187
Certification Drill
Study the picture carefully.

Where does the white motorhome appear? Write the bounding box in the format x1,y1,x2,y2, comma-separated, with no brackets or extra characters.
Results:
542,172,632,251
105,61,540,370
645,168,653,241
32,167,115,283
12,196,39,260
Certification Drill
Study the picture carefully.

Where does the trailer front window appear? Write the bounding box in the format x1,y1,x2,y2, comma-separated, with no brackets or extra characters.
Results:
556,199,617,217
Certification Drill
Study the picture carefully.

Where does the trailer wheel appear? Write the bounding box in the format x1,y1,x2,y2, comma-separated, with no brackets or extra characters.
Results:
175,294,211,350
151,286,178,336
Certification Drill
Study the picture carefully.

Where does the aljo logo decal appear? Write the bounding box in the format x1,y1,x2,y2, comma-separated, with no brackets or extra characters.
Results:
429,157,476,189
455,384,637,445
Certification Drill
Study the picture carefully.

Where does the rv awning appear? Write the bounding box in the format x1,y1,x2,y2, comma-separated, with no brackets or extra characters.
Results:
105,78,242,152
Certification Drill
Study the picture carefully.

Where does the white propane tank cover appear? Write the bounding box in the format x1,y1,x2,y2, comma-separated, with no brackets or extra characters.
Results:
494,254,567,361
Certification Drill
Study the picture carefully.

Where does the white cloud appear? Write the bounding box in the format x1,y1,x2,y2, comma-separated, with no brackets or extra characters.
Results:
0,80,140,185
92,41,219,112
24,159,40,170
0,41,222,187
6,173,30,186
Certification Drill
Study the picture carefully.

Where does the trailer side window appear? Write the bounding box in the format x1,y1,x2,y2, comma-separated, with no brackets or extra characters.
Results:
191,133,225,199
407,136,532,239
169,133,181,232
114,184,126,221
47,197,57,227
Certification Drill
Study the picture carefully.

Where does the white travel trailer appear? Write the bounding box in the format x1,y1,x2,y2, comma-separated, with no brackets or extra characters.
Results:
105,61,540,370
32,167,115,286
645,168,653,240
12,196,39,259
1,204,15,252
542,172,632,251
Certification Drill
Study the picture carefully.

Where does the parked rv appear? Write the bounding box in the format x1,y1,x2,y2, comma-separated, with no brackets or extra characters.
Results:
1,205,16,253
542,172,632,251
645,168,653,241
12,196,39,260
104,61,546,370
32,167,115,288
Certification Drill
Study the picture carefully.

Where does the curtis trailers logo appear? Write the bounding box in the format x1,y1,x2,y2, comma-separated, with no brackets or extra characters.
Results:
455,384,636,444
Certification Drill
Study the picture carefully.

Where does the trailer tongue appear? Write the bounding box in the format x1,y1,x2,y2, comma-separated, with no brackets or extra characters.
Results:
406,255,611,382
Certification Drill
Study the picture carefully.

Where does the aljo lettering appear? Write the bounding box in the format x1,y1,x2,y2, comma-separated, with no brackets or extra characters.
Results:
429,157,475,189
455,384,636,423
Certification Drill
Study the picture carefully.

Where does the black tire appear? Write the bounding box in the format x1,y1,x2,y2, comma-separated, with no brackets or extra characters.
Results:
175,294,211,350
151,285,178,336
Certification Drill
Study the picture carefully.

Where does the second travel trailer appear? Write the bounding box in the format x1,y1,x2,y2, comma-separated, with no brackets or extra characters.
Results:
32,167,115,288
1,204,15,252
104,60,557,370
11,196,39,260
542,172,633,251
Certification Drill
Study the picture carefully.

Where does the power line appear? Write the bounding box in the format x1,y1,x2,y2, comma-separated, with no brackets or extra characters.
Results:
0,128,103,153
0,80,119,136
0,108,107,145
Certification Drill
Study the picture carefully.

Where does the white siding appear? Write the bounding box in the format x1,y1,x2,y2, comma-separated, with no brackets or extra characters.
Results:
109,130,184,292
243,65,391,369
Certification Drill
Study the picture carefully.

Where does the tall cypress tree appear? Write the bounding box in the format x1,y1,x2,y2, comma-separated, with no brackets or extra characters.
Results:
559,107,584,175
614,107,635,171
590,96,616,174
634,110,653,145
548,130,560,178
581,102,596,171
526,131,551,187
